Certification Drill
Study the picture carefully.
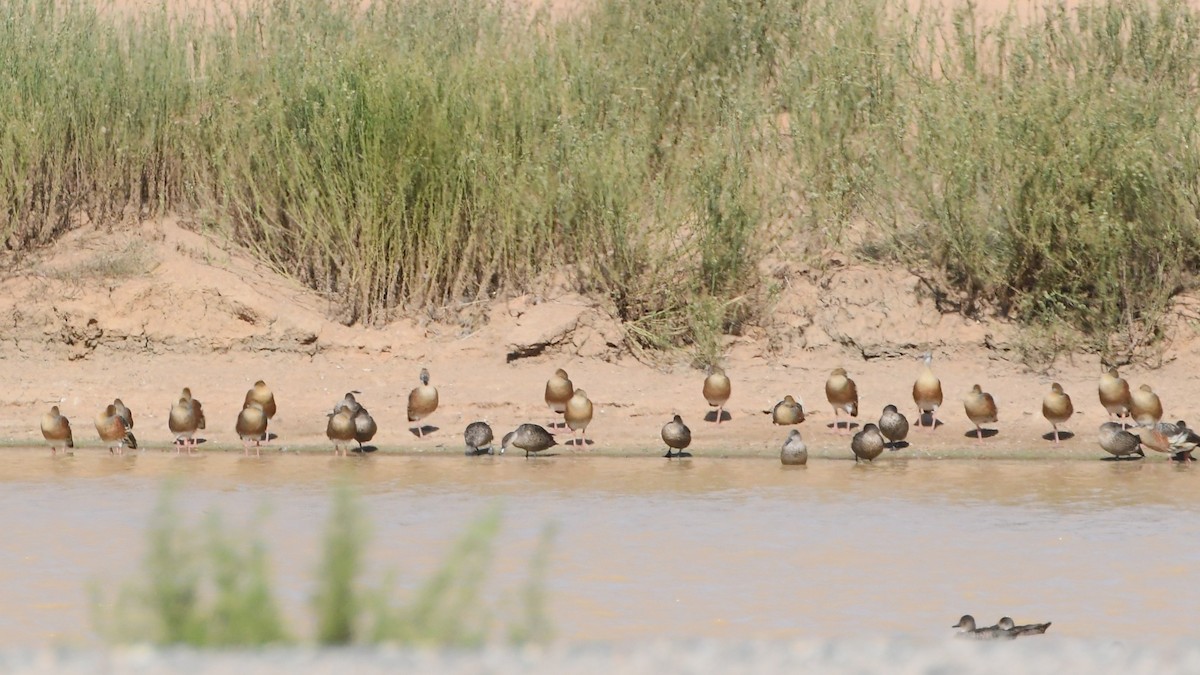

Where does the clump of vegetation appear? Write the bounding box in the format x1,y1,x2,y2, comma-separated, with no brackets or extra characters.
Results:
4,0,1200,360
92,485,552,647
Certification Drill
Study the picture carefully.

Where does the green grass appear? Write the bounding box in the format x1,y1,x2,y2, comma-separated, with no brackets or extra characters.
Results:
3,0,1200,361
92,484,552,647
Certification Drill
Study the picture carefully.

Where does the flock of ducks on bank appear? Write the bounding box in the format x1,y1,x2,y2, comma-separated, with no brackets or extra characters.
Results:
35,355,1198,463
953,615,1052,640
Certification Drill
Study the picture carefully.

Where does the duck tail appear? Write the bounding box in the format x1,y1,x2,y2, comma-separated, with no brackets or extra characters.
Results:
66,435,74,449
125,431,138,450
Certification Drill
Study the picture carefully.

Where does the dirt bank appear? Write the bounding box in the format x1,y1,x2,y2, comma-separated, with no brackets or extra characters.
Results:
1,219,1197,459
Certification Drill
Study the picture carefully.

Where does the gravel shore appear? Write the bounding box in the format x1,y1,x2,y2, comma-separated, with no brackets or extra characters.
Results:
3,639,1195,675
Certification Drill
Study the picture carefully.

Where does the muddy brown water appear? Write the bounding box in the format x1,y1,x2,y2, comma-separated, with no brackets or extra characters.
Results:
1,450,1197,646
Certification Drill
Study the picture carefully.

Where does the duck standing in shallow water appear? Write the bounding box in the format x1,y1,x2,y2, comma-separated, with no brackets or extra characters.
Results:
407,368,439,437
236,402,268,456
169,396,202,453
825,368,859,435
963,384,998,443
353,408,377,450
780,429,807,465
326,408,356,456
851,423,885,463
502,423,557,458
771,395,805,426
1098,367,1132,426
95,404,137,454
1098,422,1144,459
41,406,74,455
661,414,692,458
1142,420,1200,462
912,353,943,430
1041,383,1074,443
463,421,495,456
878,404,909,448
703,366,731,424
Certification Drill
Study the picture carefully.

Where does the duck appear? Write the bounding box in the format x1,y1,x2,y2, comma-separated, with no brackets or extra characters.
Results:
780,429,807,466
407,368,439,438
333,391,362,416
1130,384,1163,427
501,423,558,458
112,398,134,431
244,380,277,420
951,615,1016,640
95,404,138,455
40,406,74,455
464,421,495,456
1098,421,1144,459
1098,367,1132,426
912,352,944,430
772,395,805,426
1141,420,1200,462
702,366,731,424
997,616,1052,637
825,368,859,434
353,408,377,450
878,404,909,448
181,387,206,434
168,397,202,453
1041,383,1074,444
661,414,692,458
236,402,268,456
564,388,594,446
963,384,998,443
851,423,886,463
326,409,356,456
544,369,574,426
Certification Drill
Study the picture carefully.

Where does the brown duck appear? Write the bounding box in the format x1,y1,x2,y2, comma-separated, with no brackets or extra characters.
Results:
912,352,944,430
1130,384,1163,428
244,380,277,421
772,395,805,426
661,414,692,458
464,421,495,456
1098,367,1132,426
501,423,558,458
963,384,998,443
851,423,885,463
407,368,439,438
236,402,268,456
353,408,377,450
702,366,731,424
168,397,202,453
1041,383,1074,444
95,404,137,454
780,429,807,466
825,368,859,435
326,409,356,456
878,404,909,447
564,388,593,446
544,369,574,424
40,406,74,455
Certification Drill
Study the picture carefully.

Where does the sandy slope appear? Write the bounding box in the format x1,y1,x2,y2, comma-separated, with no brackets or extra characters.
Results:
0,218,1198,460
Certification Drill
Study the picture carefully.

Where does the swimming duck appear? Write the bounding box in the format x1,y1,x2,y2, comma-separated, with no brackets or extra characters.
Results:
703,366,731,424
912,353,944,430
963,384,998,443
326,409,356,456
112,398,134,431
1041,383,1074,443
95,404,137,454
353,408,377,450
168,397,201,453
878,404,909,447
661,414,692,458
1098,421,1144,459
1098,367,1132,426
1141,420,1200,462
501,423,558,458
772,395,805,426
1130,384,1163,427
564,388,594,446
997,616,1052,637
236,402,268,456
464,421,495,456
244,380,277,420
851,423,885,463
780,429,807,466
40,406,73,455
544,369,574,424
825,368,859,434
407,368,439,438
952,615,1016,640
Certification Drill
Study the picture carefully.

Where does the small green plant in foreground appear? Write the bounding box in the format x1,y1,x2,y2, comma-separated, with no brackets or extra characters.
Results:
92,485,552,647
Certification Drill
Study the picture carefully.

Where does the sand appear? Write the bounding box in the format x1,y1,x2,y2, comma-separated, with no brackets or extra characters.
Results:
0,218,1196,460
